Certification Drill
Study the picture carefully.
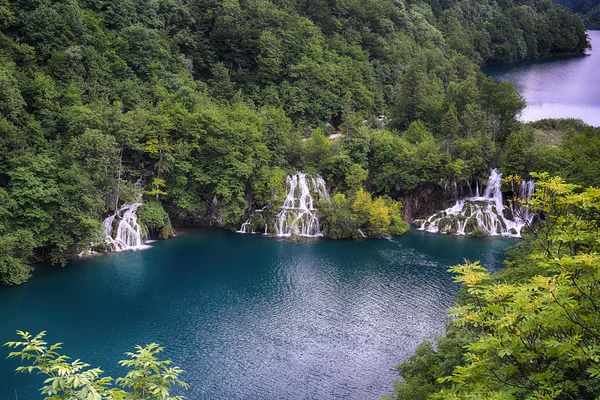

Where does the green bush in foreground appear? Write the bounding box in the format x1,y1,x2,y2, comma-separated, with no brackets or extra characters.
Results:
386,174,600,399
4,331,189,400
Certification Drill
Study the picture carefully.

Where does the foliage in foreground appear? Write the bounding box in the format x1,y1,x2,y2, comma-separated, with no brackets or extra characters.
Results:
4,331,189,400
386,174,600,399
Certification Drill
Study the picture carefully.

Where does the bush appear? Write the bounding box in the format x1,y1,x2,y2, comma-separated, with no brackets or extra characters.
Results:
137,201,174,240
469,226,488,237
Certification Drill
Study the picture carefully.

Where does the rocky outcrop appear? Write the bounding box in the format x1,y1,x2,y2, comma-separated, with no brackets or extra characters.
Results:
398,184,452,222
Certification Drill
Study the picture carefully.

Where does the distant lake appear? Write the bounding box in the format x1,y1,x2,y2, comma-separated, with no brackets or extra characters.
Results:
484,30,600,127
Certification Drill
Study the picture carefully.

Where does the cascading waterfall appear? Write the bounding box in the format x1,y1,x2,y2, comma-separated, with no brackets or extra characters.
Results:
236,219,251,234
236,206,268,234
417,169,535,237
274,173,329,237
517,179,535,225
103,202,149,251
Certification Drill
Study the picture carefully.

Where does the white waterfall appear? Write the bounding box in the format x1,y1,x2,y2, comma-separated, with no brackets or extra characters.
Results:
103,202,149,251
236,205,268,234
274,173,329,238
417,169,535,237
236,219,251,234
517,179,536,225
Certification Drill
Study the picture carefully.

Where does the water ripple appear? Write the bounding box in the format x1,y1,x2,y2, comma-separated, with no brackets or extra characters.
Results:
0,230,510,400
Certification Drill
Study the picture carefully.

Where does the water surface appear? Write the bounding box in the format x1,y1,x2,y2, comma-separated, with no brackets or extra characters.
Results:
0,230,513,399
484,30,600,126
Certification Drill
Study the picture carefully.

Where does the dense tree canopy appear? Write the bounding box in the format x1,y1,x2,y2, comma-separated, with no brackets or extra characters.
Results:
2,1,600,397
554,0,600,28
0,0,591,285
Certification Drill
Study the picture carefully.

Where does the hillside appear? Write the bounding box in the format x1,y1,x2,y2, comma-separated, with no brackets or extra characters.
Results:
554,0,600,28
0,0,590,284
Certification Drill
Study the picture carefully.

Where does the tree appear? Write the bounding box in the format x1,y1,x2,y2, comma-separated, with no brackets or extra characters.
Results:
394,58,428,129
352,188,373,227
402,120,433,145
68,129,121,209
440,105,459,142
387,174,600,399
382,325,471,400
304,128,331,170
481,80,526,142
369,197,391,237
0,230,35,285
384,197,409,236
142,112,173,188
208,62,237,103
503,128,534,177
345,163,368,193
117,344,188,399
146,177,168,200
435,175,600,399
320,193,359,239
4,331,189,400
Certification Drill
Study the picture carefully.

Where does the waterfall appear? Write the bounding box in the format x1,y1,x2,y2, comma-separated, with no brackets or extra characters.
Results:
417,169,535,237
236,219,251,234
236,206,268,234
103,202,149,251
517,179,536,225
274,173,329,238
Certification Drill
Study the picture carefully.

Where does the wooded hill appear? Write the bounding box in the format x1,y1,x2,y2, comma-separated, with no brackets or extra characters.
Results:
0,0,591,284
554,0,600,28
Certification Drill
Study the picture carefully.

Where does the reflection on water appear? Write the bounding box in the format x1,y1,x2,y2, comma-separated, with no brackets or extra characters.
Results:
0,230,513,400
484,30,600,127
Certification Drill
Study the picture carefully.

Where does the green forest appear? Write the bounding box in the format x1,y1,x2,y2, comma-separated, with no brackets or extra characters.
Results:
0,0,592,285
2,0,600,399
554,0,600,28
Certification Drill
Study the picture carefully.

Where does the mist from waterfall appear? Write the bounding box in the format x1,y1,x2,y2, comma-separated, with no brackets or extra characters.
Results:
418,169,535,237
103,202,149,251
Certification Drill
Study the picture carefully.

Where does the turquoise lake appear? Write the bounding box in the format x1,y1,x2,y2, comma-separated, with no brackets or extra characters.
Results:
484,30,600,127
0,230,514,399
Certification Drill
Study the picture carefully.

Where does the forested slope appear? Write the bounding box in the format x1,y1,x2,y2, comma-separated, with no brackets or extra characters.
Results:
0,0,590,285
554,0,600,27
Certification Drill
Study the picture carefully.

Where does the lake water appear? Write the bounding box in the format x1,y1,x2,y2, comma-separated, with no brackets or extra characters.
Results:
0,230,514,399
484,30,600,127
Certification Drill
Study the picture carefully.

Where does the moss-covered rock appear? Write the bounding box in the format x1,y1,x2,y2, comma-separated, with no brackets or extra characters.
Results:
437,217,450,229
470,226,488,237
138,201,174,240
